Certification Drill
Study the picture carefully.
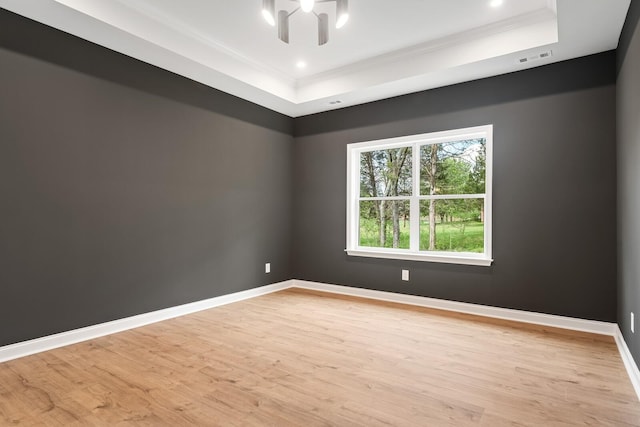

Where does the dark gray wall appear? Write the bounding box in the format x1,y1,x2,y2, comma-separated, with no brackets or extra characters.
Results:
618,0,640,363
293,52,618,322
0,6,623,349
0,10,293,346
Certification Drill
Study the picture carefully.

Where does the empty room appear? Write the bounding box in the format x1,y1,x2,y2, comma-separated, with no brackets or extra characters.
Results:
2,0,640,425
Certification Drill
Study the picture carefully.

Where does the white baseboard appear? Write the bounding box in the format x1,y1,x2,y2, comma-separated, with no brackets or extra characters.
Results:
0,280,293,363
2,278,638,403
292,280,618,335
291,280,640,401
614,326,640,401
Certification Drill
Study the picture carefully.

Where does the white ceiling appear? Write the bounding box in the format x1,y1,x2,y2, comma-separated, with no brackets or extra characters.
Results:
0,0,631,117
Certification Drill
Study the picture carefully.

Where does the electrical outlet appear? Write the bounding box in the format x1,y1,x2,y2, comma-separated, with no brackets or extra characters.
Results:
402,270,409,281
265,263,271,274
632,312,635,334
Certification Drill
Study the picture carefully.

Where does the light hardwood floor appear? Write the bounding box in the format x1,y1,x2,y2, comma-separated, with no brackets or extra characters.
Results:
0,288,639,426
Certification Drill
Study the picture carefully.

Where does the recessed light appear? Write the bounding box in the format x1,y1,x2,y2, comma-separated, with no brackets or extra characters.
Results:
490,0,503,7
296,61,307,69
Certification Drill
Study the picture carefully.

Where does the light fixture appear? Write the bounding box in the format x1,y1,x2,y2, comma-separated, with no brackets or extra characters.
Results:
490,0,503,7
318,13,329,45
278,10,289,43
296,60,307,69
262,0,349,46
300,0,315,13
262,0,276,26
336,0,349,28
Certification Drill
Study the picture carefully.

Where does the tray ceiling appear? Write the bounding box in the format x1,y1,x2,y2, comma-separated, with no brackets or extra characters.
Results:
0,0,631,116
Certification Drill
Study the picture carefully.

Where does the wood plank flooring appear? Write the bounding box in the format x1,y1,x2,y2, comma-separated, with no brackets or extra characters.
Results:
0,288,639,426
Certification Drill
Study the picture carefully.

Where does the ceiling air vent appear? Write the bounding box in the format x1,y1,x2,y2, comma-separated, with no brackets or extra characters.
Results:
517,50,553,65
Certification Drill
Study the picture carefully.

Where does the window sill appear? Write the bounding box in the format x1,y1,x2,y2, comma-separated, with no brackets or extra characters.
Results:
345,249,493,266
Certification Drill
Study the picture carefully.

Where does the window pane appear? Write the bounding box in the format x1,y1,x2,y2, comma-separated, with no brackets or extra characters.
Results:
420,139,486,195
360,147,412,197
359,200,410,249
419,199,485,253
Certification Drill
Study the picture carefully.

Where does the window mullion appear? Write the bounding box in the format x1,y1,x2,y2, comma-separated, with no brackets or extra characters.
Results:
410,142,420,251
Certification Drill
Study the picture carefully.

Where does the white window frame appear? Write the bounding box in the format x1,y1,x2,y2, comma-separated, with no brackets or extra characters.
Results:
346,125,493,266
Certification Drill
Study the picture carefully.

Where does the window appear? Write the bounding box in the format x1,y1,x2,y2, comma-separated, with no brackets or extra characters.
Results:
346,125,493,266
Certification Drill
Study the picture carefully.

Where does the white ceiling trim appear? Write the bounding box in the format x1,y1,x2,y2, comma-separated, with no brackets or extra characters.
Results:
0,0,631,117
299,8,557,87
50,0,298,101
109,0,297,86
296,9,558,103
